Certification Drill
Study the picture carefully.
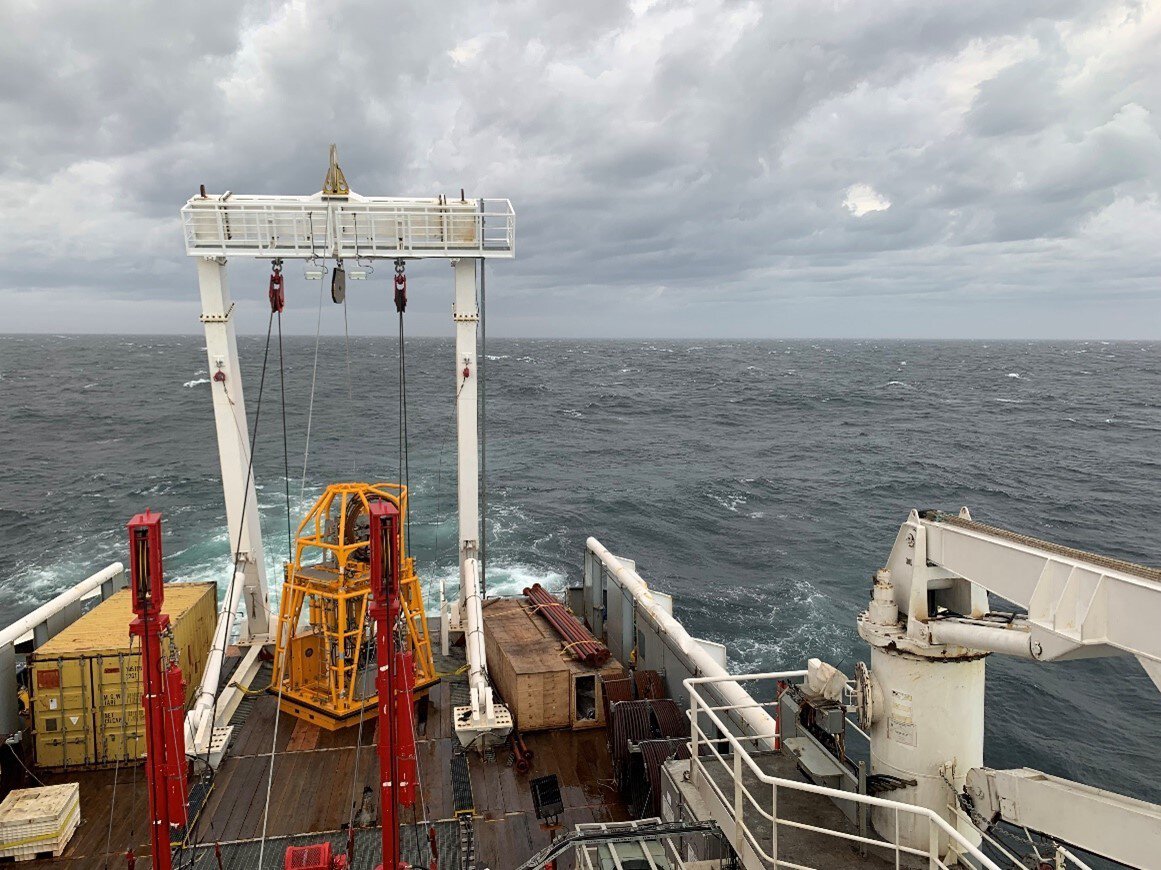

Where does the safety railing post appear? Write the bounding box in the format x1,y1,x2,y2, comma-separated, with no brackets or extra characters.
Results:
690,690,700,789
895,806,901,870
770,780,778,863
929,819,940,869
858,760,868,857
733,749,745,862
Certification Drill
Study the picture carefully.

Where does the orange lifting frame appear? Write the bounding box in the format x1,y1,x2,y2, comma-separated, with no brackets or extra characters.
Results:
271,482,437,731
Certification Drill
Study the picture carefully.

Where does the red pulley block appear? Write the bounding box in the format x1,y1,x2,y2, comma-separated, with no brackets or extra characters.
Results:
269,262,285,313
394,259,407,313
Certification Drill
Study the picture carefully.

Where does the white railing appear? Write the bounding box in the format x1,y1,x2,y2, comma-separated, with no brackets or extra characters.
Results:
685,673,1007,870
0,563,127,735
181,194,515,259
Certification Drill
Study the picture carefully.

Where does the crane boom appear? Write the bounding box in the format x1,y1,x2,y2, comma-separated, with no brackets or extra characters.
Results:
881,508,1161,689
965,767,1161,867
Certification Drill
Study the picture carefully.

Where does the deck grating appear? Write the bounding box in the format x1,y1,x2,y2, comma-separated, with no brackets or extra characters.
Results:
451,754,474,814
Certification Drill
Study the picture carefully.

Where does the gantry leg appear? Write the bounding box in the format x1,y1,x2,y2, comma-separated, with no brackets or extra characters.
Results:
196,257,271,642
450,258,511,746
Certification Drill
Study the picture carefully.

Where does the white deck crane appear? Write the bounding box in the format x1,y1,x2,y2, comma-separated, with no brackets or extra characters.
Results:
856,507,1161,863
178,147,515,760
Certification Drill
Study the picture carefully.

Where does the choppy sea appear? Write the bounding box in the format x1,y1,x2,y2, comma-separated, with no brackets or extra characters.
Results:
2,334,1159,808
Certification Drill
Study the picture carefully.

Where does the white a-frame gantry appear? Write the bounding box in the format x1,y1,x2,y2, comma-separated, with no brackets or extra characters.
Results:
180,156,516,757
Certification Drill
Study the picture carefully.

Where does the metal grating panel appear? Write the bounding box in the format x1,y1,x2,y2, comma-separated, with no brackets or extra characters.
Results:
451,753,474,814
184,822,462,870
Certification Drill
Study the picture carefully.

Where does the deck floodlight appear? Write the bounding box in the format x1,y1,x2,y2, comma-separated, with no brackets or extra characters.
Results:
304,267,325,280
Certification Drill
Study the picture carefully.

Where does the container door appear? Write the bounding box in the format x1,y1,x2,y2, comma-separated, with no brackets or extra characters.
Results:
93,652,144,764
32,659,95,768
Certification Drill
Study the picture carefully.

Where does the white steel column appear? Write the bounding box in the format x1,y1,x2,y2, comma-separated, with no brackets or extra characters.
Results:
449,258,511,747
453,258,480,607
196,257,271,642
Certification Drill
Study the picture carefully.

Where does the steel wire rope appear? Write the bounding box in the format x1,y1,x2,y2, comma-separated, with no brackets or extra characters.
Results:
167,628,197,870
408,671,430,866
256,306,295,869
395,272,427,868
344,275,395,848
345,658,374,859
184,308,278,865
277,309,293,562
300,279,326,500
342,295,354,403
6,741,45,788
479,256,486,598
399,311,412,553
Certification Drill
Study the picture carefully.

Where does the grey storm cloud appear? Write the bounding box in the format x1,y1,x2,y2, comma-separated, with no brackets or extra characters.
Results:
1,0,1159,337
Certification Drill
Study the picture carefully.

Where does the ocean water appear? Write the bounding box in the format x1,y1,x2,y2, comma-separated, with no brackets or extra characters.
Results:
2,334,1160,808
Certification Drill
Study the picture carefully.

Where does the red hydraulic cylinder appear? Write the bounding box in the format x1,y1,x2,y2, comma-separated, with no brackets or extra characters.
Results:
369,501,405,870
127,510,174,870
395,648,417,809
163,662,189,827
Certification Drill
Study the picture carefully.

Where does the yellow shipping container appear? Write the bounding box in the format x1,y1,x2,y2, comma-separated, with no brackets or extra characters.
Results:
30,583,216,769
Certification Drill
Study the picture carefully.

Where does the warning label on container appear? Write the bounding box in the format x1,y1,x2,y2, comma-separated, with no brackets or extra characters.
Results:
889,718,917,747
890,690,913,724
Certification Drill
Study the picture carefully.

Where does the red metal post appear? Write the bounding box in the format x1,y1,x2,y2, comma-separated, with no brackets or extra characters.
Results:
127,510,174,870
369,501,403,870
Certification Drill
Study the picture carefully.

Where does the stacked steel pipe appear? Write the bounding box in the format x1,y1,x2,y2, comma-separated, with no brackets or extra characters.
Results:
523,584,611,667
510,732,534,774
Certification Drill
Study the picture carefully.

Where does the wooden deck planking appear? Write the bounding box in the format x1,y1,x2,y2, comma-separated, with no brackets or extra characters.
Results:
31,766,151,867
30,617,634,870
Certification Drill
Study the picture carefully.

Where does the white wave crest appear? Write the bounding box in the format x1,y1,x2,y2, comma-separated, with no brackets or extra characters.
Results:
420,562,568,614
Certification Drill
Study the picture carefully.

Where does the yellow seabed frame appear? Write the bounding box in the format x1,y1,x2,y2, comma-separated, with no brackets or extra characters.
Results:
271,482,437,730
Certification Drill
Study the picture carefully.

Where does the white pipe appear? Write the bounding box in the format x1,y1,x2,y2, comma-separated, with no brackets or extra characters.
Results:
586,537,780,750
928,620,1035,659
187,569,248,750
462,558,491,717
0,562,125,648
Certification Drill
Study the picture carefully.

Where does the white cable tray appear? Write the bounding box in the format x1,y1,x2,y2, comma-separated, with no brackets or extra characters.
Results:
181,192,515,259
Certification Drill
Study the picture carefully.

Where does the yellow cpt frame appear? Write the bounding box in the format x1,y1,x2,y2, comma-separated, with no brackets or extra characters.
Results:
271,482,437,731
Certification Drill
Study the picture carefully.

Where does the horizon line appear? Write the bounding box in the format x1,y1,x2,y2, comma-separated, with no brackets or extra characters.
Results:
3,332,1160,343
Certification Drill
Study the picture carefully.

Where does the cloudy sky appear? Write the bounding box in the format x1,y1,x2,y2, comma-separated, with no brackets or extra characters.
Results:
3,0,1160,337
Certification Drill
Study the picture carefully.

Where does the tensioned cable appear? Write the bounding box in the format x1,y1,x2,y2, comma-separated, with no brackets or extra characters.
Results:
399,312,412,553
342,295,354,403
6,742,44,788
478,257,487,598
277,310,292,558
346,640,373,836
185,310,277,862
300,279,326,499
103,638,133,869
256,305,295,869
